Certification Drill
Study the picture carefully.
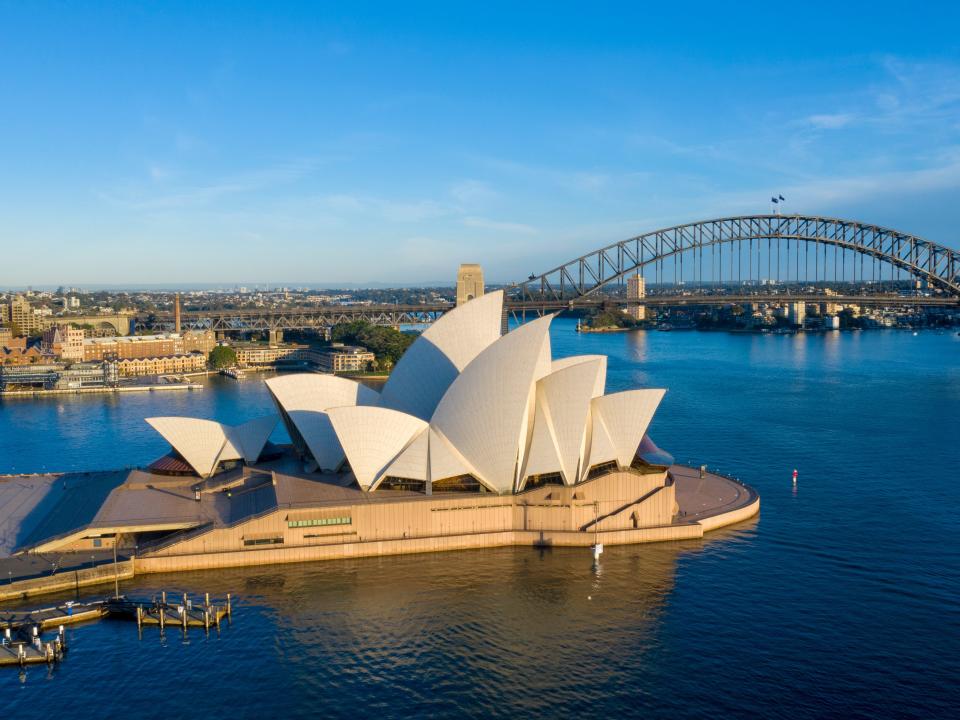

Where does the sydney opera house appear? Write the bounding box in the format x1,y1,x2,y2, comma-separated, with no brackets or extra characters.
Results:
6,291,758,579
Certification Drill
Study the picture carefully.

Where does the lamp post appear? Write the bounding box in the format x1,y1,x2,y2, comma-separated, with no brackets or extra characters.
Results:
113,540,119,598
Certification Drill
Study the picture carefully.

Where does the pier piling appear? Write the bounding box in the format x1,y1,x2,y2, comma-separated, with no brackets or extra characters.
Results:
2,591,233,668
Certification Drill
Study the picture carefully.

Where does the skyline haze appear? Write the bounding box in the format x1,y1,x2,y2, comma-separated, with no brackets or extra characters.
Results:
2,2,959,286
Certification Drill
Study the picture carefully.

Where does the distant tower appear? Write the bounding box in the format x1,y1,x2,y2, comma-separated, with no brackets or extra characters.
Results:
626,274,646,321
456,264,485,306
174,293,182,334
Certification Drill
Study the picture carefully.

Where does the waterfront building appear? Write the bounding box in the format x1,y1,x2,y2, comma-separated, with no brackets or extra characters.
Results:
42,324,84,362
0,364,62,390
3,290,759,570
234,343,308,367
82,330,216,362
312,344,375,373
456,263,485,306
626,274,646,321
788,302,806,327
115,352,207,376
58,361,119,388
0,327,11,345
0,361,117,390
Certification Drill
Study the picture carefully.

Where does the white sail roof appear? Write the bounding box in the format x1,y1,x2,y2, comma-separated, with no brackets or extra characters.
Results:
428,427,490,490
583,413,618,476
265,374,379,471
378,291,504,421
327,406,428,491
379,426,430,485
146,415,277,478
551,354,607,397
230,415,279,462
584,389,666,476
521,358,604,487
517,392,560,483
430,314,553,494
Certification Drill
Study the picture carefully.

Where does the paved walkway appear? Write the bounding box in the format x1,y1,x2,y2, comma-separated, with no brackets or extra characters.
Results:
671,464,758,522
0,550,123,585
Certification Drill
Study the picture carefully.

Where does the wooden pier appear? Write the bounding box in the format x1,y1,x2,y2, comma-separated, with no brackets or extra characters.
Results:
0,599,107,633
0,625,67,667
0,591,232,668
107,591,231,631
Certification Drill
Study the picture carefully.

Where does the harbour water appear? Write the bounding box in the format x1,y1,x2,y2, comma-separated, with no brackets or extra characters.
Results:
1,320,958,718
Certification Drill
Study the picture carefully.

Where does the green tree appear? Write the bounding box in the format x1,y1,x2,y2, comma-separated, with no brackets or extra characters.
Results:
330,321,418,367
586,308,639,330
208,345,237,369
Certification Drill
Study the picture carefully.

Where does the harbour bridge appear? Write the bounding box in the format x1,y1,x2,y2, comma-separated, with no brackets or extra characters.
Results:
137,214,960,333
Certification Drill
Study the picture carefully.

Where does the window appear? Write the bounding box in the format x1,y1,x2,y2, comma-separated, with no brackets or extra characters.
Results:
630,456,669,474
432,474,485,493
522,472,564,490
243,536,284,546
287,516,352,529
377,477,426,492
587,461,619,479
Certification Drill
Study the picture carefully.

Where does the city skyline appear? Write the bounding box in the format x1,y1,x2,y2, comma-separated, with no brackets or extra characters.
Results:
2,2,960,286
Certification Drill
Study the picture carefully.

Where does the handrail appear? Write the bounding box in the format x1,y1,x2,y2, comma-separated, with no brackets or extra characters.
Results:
579,483,668,532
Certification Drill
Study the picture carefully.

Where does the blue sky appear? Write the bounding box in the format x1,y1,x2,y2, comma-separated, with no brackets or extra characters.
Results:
1,1,959,286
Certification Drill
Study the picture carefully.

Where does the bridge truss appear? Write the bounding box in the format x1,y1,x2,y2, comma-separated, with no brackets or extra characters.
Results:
137,305,450,333
136,215,959,333
513,214,960,305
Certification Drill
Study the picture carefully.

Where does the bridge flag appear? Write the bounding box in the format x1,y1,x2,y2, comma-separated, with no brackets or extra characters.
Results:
779,194,785,202
771,197,779,204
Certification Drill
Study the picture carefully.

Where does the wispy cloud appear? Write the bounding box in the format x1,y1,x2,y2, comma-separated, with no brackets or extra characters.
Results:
449,179,498,205
320,194,365,212
100,158,321,210
470,156,614,195
805,113,856,130
463,216,538,234
716,147,960,212
379,199,448,223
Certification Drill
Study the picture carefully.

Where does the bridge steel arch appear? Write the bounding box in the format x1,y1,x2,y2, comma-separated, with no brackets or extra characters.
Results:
515,215,960,303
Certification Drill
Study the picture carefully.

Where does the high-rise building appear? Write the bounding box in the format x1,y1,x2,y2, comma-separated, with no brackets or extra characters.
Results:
456,264,485,306
8,295,39,335
788,302,806,327
626,274,646,321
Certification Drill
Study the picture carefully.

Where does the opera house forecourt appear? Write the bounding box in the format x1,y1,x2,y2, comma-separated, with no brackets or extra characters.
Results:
4,291,758,586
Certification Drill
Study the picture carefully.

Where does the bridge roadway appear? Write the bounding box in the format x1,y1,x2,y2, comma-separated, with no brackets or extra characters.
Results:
135,293,957,332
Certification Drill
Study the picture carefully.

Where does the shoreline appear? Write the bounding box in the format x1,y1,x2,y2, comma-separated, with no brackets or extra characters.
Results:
0,464,759,602
0,383,204,398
